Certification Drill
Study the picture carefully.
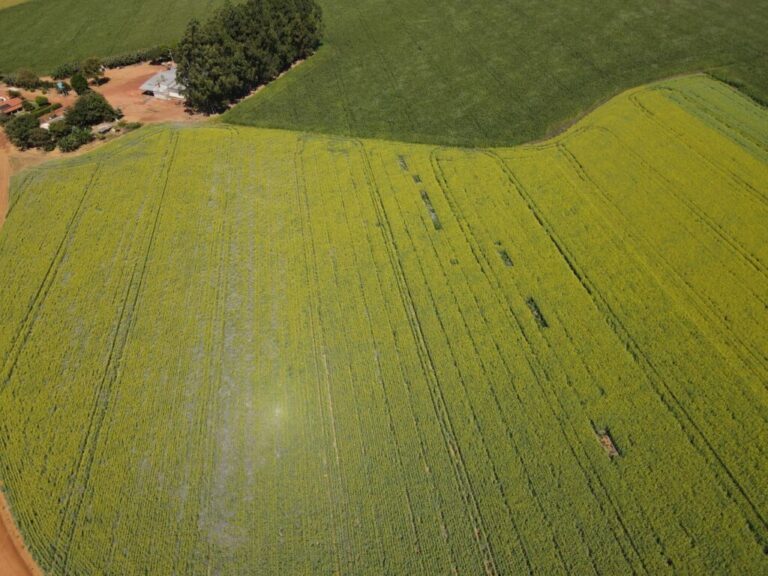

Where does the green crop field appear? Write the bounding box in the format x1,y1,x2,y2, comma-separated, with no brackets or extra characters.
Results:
223,0,768,145
1,75,766,574
0,0,228,74
1,0,767,146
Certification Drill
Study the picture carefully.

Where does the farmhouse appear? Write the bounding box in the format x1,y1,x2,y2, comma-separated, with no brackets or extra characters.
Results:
140,67,185,101
0,97,23,115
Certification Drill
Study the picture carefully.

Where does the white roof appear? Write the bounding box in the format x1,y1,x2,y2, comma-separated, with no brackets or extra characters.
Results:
140,68,184,94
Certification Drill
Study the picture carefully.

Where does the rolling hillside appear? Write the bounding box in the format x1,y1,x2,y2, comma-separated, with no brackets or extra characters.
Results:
1,76,766,574
223,0,768,145
0,0,228,73
1,0,766,146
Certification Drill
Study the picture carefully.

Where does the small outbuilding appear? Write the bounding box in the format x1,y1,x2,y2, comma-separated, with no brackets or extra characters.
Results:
140,68,185,101
93,122,115,134
0,97,23,115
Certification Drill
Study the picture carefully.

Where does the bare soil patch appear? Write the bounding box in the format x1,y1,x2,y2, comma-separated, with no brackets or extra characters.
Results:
0,491,42,576
595,428,620,458
0,133,9,227
94,63,201,124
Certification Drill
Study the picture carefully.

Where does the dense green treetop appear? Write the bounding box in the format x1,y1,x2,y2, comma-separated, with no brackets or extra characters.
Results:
176,0,322,113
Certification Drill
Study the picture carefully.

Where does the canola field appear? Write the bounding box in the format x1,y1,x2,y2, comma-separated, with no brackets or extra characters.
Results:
0,75,767,574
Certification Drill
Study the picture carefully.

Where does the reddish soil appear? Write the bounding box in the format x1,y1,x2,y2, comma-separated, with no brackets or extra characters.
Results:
0,132,9,228
0,491,41,576
94,63,201,124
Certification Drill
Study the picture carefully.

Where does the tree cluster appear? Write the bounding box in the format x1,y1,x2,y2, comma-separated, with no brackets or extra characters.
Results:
0,69,48,90
176,0,323,113
65,91,119,127
51,46,173,80
2,91,118,152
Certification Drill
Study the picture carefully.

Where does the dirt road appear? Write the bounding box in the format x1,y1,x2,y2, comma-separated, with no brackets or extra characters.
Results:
0,132,9,227
0,492,41,576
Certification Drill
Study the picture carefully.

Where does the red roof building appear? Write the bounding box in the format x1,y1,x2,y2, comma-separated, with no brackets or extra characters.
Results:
0,97,23,115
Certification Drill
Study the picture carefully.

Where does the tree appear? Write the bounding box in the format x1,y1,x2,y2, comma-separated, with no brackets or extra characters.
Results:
65,91,118,127
48,119,71,139
57,127,93,152
80,57,103,84
27,127,55,151
176,0,323,113
70,72,89,95
3,114,39,149
13,69,40,89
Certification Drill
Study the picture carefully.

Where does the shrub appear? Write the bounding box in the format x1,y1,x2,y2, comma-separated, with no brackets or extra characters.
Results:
21,100,36,112
27,127,55,151
102,45,173,68
32,102,62,119
11,69,41,89
81,57,103,82
57,127,93,152
35,95,49,106
48,119,71,139
71,72,89,95
52,62,80,80
3,113,39,149
65,91,118,127
52,45,174,79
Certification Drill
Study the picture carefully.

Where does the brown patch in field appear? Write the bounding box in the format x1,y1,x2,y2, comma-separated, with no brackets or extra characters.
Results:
498,248,513,267
595,429,620,458
0,490,43,576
